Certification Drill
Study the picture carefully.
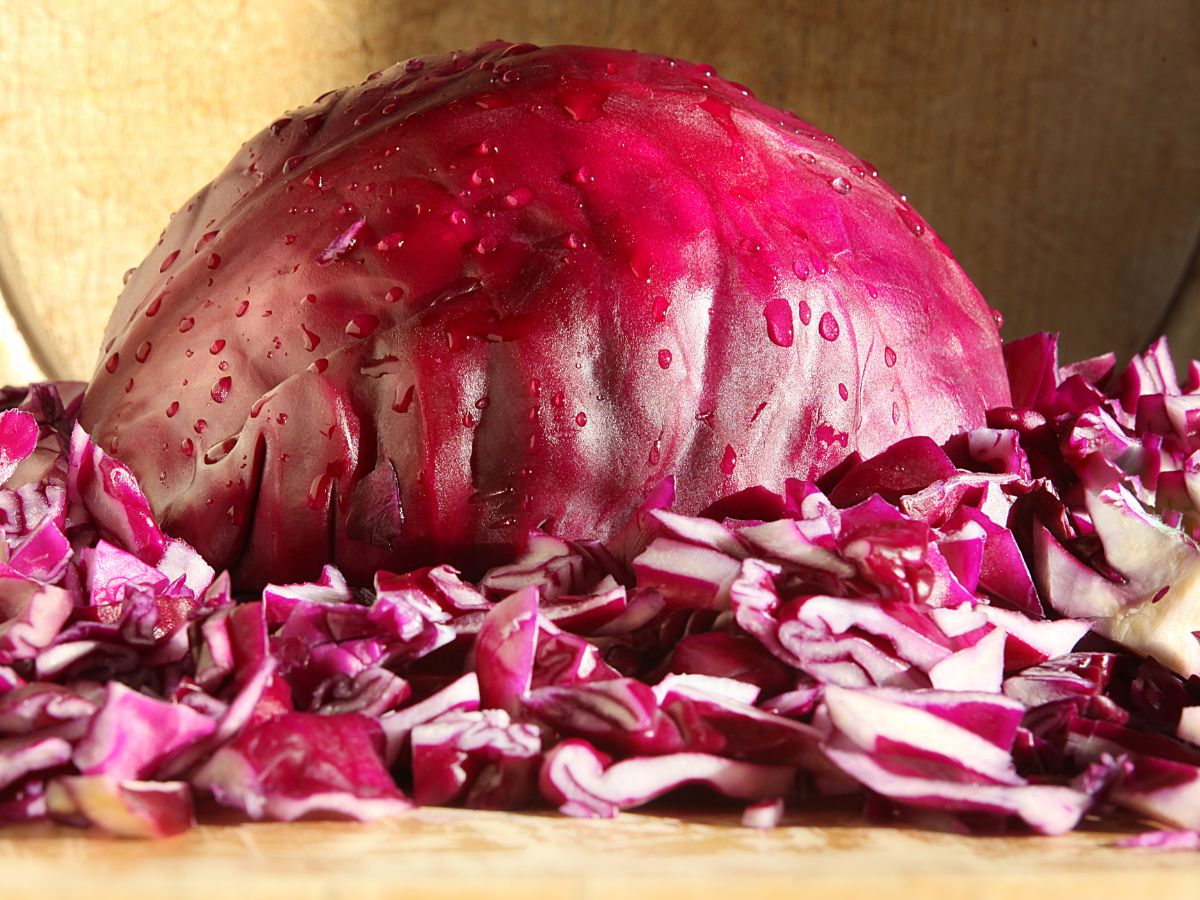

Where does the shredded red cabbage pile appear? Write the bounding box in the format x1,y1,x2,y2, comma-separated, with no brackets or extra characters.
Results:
2,333,1200,842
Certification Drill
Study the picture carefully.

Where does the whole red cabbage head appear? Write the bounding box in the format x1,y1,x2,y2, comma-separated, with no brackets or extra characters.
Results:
79,41,1009,588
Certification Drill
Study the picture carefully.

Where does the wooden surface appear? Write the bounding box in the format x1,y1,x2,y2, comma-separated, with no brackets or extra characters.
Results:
0,1,1197,384
5,807,1200,900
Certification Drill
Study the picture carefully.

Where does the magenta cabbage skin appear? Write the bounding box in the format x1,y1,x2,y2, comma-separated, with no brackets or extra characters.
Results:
79,40,1008,589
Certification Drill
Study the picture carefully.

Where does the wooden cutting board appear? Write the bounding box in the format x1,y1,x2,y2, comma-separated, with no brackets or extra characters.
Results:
5,808,1200,900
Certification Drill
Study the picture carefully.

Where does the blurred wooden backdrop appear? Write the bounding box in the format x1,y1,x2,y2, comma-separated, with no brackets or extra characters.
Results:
0,0,1197,384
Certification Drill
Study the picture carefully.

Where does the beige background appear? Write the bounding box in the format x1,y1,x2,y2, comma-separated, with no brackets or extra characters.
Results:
0,0,1197,384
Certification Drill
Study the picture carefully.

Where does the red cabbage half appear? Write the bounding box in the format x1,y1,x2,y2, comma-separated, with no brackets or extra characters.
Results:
79,41,1007,589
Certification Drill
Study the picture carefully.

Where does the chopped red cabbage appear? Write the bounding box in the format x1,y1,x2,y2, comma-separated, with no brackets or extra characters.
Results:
3,330,1200,839
45,776,193,838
